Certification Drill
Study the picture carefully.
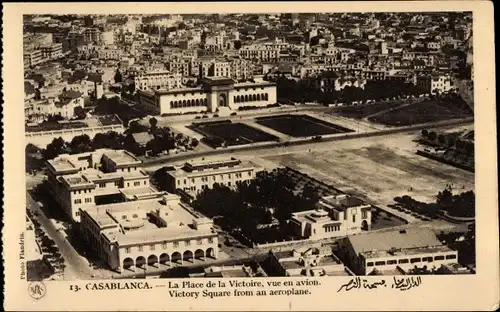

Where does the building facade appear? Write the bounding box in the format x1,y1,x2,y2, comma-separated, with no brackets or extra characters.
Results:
46,149,153,221
137,76,277,115
417,74,453,94
338,228,460,275
79,194,219,273
134,70,183,91
268,246,348,277
163,157,261,194
290,195,372,240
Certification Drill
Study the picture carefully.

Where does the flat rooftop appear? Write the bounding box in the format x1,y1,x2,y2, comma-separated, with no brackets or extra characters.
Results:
322,195,368,209
105,150,141,165
60,174,94,188
85,197,214,246
361,245,455,260
48,158,78,172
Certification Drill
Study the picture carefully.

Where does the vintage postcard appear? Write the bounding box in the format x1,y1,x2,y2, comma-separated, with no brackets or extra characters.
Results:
3,1,499,311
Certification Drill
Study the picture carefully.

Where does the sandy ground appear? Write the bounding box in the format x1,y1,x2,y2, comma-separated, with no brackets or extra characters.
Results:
262,131,475,212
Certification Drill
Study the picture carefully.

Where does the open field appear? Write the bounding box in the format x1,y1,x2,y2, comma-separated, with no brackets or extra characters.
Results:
262,131,475,213
332,101,406,119
188,120,279,148
369,98,473,126
256,114,354,137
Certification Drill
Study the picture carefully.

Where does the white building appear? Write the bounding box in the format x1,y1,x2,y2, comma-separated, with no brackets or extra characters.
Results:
134,70,183,91
338,228,460,275
239,44,281,62
46,149,155,221
97,46,124,60
40,43,63,60
137,76,277,115
290,195,372,240
163,157,261,194
100,30,115,45
268,245,348,277
79,193,219,273
25,90,84,120
417,74,453,94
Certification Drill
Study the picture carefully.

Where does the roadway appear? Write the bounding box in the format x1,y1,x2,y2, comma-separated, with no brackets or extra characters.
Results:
26,191,96,280
140,117,474,171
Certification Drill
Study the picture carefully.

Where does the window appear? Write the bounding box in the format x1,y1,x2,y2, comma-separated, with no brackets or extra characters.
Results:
99,183,105,188
75,211,80,216
386,260,397,265
85,198,92,203
362,210,367,219
125,247,131,253
398,259,409,264
185,240,191,246
184,179,186,185
114,181,120,187
375,261,386,266
132,214,138,218
134,181,140,186
138,246,143,252
434,256,445,261
410,258,421,263
162,242,168,249
197,239,203,245
150,244,155,251
366,262,374,267
445,254,457,260
352,215,356,222
74,199,82,204
208,238,213,244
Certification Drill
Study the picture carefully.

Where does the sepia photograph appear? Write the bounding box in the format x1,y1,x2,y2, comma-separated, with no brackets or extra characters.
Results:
3,2,498,311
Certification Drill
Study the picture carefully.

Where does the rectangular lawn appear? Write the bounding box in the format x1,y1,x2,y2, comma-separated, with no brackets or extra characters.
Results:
255,114,353,137
189,120,279,148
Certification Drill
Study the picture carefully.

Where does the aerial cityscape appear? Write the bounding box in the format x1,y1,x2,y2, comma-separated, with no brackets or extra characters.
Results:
23,12,475,280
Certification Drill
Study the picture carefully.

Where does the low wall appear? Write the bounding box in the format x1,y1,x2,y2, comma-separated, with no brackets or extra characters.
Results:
254,238,313,249
26,125,125,148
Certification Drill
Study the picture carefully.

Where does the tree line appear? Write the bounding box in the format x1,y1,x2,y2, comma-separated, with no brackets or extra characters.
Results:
25,118,199,173
267,75,425,105
185,170,321,235
394,185,475,219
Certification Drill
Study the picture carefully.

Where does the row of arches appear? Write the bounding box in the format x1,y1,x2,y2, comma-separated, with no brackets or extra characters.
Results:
170,99,208,109
234,93,269,103
122,248,216,271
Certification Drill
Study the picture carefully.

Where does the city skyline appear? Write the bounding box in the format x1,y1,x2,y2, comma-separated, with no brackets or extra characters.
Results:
22,10,476,281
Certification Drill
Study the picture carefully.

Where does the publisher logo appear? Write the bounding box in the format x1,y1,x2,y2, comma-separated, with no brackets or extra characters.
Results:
28,282,46,300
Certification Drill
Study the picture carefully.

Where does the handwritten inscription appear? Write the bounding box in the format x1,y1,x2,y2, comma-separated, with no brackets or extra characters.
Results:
337,276,422,292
